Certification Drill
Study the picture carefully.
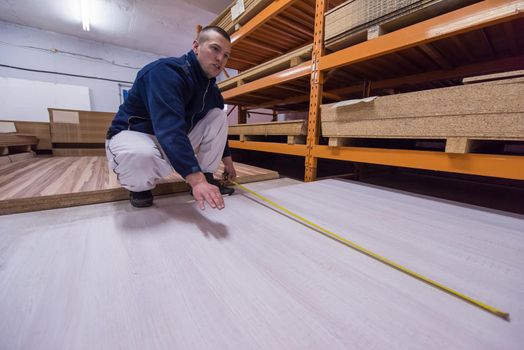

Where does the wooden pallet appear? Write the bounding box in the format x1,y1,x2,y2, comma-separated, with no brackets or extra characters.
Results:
229,120,307,144
325,0,479,50
0,156,279,215
321,77,524,154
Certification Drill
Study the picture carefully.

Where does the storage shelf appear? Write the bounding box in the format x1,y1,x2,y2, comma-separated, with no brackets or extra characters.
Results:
220,0,524,181
224,2,524,106
227,0,345,71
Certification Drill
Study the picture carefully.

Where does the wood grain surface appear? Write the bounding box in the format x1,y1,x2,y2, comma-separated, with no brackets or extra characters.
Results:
0,156,278,215
0,179,522,349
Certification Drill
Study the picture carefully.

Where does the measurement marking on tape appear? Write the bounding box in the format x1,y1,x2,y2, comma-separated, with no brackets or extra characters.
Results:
232,180,509,320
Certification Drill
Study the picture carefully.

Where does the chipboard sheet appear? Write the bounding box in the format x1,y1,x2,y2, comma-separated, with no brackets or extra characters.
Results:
0,179,523,349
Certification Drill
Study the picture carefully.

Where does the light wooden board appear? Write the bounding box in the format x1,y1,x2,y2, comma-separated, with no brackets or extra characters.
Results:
228,120,307,136
0,179,522,349
0,156,278,215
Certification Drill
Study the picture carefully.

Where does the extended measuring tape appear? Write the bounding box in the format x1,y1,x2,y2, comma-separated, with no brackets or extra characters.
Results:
230,180,509,320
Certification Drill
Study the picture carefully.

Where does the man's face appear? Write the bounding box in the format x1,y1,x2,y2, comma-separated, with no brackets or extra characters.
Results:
192,31,231,79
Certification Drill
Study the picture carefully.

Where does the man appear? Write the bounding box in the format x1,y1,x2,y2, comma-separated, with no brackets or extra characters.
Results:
106,26,236,210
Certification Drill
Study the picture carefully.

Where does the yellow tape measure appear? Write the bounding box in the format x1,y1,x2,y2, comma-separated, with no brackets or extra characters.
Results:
231,180,509,320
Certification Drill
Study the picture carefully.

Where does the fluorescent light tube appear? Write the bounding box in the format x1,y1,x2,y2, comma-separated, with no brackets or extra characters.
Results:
81,0,90,31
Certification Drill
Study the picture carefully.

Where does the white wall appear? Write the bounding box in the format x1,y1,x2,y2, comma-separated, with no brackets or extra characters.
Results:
0,21,162,117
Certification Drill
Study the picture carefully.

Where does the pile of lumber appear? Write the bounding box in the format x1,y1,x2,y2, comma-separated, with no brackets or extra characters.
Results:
321,75,524,153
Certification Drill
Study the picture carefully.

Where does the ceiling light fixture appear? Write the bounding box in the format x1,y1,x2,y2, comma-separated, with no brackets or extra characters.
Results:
81,0,90,31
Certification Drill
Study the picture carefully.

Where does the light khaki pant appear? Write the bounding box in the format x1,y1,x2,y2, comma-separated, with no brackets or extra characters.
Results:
106,108,228,192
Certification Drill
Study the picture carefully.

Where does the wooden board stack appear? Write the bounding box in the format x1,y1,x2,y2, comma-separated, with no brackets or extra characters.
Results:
325,0,478,49
321,76,524,153
229,120,307,144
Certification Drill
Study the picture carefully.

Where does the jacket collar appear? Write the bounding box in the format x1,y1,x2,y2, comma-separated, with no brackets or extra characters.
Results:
186,50,215,86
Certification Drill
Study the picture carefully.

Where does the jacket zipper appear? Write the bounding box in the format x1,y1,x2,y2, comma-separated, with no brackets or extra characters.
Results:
190,79,211,132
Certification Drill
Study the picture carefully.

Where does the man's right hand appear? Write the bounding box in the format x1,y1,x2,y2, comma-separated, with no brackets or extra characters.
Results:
186,172,225,210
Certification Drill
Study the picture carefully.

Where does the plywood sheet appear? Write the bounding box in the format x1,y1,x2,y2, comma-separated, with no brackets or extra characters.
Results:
0,156,278,215
0,179,522,349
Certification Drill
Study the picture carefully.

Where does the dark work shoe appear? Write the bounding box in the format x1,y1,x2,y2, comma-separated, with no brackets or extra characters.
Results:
204,173,235,196
129,190,153,207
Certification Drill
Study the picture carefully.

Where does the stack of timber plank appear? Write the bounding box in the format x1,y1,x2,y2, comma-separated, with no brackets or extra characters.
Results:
48,108,114,156
320,75,524,153
209,0,273,34
219,44,312,91
324,0,479,48
229,120,307,144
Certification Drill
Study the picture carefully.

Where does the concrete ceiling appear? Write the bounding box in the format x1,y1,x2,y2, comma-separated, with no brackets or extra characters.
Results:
0,0,232,56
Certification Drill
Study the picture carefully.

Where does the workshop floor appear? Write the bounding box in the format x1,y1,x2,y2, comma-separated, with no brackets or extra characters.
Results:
1,178,523,349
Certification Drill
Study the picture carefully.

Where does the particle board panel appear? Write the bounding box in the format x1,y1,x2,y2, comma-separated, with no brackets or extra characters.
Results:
463,69,524,84
0,156,278,215
321,78,524,148
0,179,522,349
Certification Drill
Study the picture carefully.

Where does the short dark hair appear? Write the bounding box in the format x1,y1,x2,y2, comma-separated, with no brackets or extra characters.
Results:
198,26,231,43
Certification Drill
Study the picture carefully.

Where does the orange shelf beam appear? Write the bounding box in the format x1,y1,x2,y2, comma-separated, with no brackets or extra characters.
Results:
230,0,298,45
222,61,311,100
228,140,307,156
312,145,524,180
319,0,524,71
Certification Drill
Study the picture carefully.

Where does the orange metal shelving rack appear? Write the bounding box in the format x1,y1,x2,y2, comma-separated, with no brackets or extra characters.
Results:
219,0,524,181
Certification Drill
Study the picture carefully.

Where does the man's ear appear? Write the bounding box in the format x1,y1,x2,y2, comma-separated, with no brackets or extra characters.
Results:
192,40,199,55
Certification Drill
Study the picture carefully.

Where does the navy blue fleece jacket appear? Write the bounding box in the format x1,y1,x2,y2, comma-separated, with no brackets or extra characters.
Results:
107,50,230,178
